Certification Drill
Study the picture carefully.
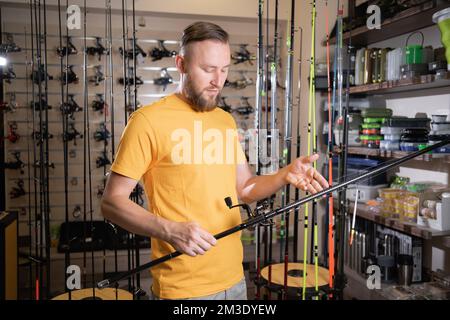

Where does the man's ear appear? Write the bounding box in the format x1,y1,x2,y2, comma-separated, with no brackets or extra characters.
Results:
175,55,186,73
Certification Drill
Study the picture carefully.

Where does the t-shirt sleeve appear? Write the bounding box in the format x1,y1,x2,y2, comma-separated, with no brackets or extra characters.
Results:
110,111,157,181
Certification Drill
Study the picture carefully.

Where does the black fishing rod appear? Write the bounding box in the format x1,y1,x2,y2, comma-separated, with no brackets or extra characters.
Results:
29,0,40,300
81,0,96,299
97,138,450,290
42,0,52,298
335,3,353,300
253,0,264,301
293,26,302,264
58,0,71,299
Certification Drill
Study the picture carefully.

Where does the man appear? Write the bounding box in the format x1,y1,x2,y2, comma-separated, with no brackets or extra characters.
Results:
101,21,329,300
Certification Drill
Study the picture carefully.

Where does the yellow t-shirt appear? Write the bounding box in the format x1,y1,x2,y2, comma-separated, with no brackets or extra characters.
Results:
110,93,246,299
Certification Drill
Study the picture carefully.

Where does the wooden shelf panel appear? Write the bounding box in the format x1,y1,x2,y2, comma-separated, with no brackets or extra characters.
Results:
345,202,450,240
349,77,450,95
328,1,445,46
333,146,436,161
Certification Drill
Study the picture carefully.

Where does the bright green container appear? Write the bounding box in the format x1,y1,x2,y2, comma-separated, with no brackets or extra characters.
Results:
405,31,424,64
433,7,450,71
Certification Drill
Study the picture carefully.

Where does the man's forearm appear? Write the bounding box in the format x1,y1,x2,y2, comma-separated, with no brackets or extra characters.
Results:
101,196,172,242
239,166,289,204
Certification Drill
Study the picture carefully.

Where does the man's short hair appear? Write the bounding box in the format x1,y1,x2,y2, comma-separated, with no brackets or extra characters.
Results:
180,21,229,55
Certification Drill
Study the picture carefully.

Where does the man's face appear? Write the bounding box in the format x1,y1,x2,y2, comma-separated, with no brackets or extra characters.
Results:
179,40,231,112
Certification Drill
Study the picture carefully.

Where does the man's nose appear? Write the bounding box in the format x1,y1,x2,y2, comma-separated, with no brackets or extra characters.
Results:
214,73,227,88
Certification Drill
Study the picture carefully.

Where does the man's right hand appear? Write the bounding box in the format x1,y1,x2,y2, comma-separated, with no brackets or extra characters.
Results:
166,221,217,257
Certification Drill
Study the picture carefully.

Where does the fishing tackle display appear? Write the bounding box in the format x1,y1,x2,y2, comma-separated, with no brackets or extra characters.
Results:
4,151,25,174
231,44,256,65
86,37,108,61
60,94,82,119
56,36,77,57
149,40,177,61
153,67,173,91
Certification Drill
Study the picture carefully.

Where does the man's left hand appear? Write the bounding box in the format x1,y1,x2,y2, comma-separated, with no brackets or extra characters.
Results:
284,154,329,194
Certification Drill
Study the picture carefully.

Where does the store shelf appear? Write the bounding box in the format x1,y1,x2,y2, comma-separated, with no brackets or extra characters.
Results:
349,76,450,95
345,201,450,240
333,146,438,161
328,1,446,47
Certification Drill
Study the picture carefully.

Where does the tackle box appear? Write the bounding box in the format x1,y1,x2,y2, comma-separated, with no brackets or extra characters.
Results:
361,108,393,118
382,117,430,128
380,140,400,151
383,134,401,141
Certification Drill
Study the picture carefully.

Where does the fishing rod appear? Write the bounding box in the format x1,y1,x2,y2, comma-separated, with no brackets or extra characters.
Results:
336,3,354,300
264,0,280,300
303,0,317,300
97,138,450,290
293,25,302,264
121,0,129,126
34,0,48,299
104,0,119,279
29,0,40,300
24,23,34,300
325,0,335,291
58,0,71,299
82,0,96,299
253,0,264,300
281,0,295,300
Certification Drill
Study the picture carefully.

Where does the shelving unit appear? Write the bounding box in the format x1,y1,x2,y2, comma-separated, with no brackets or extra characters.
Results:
328,1,448,46
326,0,450,300
345,201,450,240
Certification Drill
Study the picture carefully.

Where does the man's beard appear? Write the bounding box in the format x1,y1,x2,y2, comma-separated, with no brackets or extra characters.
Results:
184,75,221,112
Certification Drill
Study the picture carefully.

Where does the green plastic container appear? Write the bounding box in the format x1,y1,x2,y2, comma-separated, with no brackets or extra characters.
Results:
363,117,385,124
433,8,450,71
405,31,424,64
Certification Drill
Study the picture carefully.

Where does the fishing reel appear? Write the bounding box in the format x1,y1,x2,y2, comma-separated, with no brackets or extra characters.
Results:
126,98,142,114
60,94,82,120
94,123,111,145
4,151,25,174
89,65,105,86
72,205,82,219
5,122,20,143
119,43,147,62
64,122,83,146
32,125,54,145
96,151,111,168
91,94,107,114
119,76,144,86
86,37,108,61
225,73,254,90
234,97,254,116
31,97,52,111
31,64,54,85
149,40,177,61
61,65,79,85
1,93,18,113
130,184,145,206
33,160,55,169
57,37,78,57
10,179,26,199
119,67,144,86
224,197,273,230
0,33,22,54
2,65,16,84
218,96,232,113
231,44,256,65
153,68,173,91
97,184,105,198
